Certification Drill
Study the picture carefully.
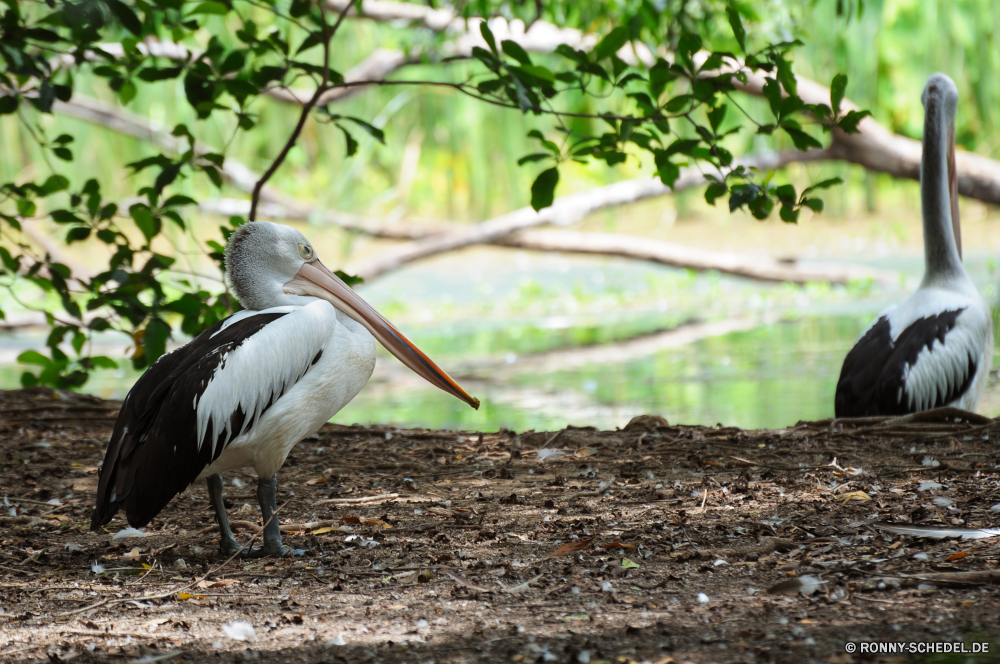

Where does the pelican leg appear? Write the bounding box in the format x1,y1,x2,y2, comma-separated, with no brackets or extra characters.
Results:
241,474,296,558
206,473,243,557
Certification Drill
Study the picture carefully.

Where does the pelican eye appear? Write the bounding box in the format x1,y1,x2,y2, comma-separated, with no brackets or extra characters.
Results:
298,243,313,260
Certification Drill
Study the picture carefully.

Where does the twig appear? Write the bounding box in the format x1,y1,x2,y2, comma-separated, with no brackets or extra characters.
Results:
248,0,355,221
60,500,288,618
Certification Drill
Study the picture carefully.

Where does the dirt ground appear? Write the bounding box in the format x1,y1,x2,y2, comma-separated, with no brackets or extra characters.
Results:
1,388,999,663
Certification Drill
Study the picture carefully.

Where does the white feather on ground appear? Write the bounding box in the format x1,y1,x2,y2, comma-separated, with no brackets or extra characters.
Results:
112,527,145,540
873,521,1000,540
221,621,256,641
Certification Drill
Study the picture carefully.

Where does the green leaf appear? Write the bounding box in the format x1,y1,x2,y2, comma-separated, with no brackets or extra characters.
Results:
551,48,578,70
51,210,82,224
518,153,551,165
0,96,18,115
338,126,358,157
704,183,728,206
344,117,385,143
17,350,51,368
137,67,183,82
477,79,504,94
52,147,73,161
480,21,497,54
187,1,228,15
621,558,640,570
0,246,18,272
594,26,629,61
783,126,822,151
728,184,761,212
749,195,773,220
801,177,842,197
119,79,137,105
775,57,797,96
830,73,847,114
163,194,197,208
664,95,692,113
654,151,680,188
648,59,673,98
530,167,559,212
763,79,782,118
773,184,796,203
501,40,532,66
515,65,556,84
779,204,800,222
727,6,746,52
142,318,170,364
707,104,727,132
837,110,872,134
130,203,157,242
17,199,36,217
66,227,91,243
334,270,364,287
105,0,143,35
801,197,824,212
664,139,700,157
89,356,118,369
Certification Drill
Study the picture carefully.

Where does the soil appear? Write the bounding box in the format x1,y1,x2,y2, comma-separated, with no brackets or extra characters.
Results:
0,388,999,663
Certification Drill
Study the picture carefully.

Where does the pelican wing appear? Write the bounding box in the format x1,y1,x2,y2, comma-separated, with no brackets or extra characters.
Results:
91,308,311,530
835,308,976,417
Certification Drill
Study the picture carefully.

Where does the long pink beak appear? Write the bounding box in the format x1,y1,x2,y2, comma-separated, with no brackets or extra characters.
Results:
287,260,479,410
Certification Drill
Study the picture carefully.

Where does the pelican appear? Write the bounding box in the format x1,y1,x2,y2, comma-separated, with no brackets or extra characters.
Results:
91,221,479,556
835,73,992,417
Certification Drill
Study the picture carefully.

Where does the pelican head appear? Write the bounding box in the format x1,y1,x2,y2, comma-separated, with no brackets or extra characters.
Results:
225,221,479,409
921,73,961,258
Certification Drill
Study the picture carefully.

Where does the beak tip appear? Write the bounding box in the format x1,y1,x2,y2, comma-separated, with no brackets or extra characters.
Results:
470,396,480,410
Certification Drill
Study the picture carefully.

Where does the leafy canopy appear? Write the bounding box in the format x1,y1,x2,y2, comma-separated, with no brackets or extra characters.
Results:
0,0,866,388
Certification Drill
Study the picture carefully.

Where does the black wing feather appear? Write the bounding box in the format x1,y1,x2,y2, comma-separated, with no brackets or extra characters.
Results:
835,309,973,417
90,312,288,530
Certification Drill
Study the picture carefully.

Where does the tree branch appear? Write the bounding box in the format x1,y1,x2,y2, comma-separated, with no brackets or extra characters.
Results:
496,229,895,286
50,95,289,205
37,91,891,286
345,148,835,280
249,0,352,221
695,53,1000,204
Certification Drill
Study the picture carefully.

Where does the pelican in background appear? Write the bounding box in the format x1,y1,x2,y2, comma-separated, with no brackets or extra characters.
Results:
835,73,992,417
91,221,480,556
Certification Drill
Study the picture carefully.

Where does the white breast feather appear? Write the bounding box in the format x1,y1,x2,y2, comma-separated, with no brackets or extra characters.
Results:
195,303,331,458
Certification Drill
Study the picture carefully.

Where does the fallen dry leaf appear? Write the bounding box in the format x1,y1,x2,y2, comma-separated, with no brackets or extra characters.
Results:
946,551,968,561
835,491,871,503
552,536,596,556
443,569,490,592
603,541,636,550
196,579,241,588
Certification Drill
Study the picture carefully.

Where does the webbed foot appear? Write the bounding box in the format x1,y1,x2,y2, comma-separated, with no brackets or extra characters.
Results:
239,540,291,558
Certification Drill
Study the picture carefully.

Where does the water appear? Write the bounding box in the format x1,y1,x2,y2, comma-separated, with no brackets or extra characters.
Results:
2,248,996,432
336,315,875,431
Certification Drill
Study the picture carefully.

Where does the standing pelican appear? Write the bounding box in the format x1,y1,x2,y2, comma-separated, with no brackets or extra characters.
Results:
91,222,479,556
835,73,992,417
